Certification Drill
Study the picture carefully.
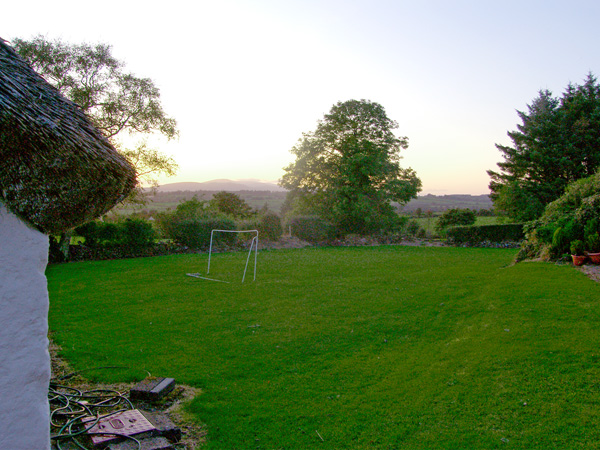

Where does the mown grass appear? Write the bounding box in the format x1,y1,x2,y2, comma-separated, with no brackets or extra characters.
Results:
46,246,600,449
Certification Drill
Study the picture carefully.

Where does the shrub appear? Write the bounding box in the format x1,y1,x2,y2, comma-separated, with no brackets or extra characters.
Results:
120,218,155,249
289,216,333,243
156,196,232,242
584,218,600,243
519,170,600,261
199,218,238,248
405,220,421,236
551,227,569,257
562,218,584,244
96,222,119,244
172,196,210,220
435,209,476,234
380,214,409,235
446,224,524,245
75,222,100,247
395,215,409,232
167,220,204,248
75,219,154,248
587,233,600,253
167,217,237,249
258,212,283,241
570,239,585,256
535,223,557,245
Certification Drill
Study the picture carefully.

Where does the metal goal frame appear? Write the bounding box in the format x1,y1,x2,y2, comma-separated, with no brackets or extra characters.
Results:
207,229,258,283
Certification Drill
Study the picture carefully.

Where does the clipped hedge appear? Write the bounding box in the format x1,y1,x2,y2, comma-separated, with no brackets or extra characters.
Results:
166,217,237,249
74,218,155,249
289,216,334,243
258,212,283,241
64,241,188,262
446,223,525,246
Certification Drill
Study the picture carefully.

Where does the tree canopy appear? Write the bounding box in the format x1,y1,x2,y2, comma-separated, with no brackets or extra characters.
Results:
488,74,600,221
280,99,421,234
13,35,179,203
209,191,253,218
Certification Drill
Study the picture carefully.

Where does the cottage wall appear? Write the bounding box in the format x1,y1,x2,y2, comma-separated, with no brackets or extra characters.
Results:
0,201,50,450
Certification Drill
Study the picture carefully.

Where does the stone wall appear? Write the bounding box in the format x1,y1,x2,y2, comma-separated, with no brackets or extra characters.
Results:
0,202,50,449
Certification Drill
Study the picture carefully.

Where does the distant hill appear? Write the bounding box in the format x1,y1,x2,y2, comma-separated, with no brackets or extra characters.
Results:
157,179,285,192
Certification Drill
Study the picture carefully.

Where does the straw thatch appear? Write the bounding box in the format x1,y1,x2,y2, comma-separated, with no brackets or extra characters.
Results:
0,38,136,235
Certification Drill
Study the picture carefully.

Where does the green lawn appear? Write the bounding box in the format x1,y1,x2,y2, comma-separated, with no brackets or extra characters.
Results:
46,246,600,449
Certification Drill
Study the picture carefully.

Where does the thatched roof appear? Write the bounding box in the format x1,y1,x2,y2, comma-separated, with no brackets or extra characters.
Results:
0,38,136,235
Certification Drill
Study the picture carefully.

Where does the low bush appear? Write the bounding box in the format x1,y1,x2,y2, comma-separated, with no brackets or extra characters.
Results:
258,212,283,241
120,219,156,249
517,170,600,261
551,227,570,258
166,217,237,249
584,218,599,238
289,216,334,243
64,241,188,262
435,208,476,234
405,219,423,237
75,221,101,247
570,239,585,256
446,223,524,246
74,218,155,249
155,198,239,249
587,232,600,253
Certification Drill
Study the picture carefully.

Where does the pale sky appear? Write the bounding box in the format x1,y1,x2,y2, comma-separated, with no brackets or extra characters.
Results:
4,0,600,194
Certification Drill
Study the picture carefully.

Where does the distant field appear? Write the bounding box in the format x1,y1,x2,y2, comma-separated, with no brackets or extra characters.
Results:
115,190,288,215
115,191,492,218
47,246,600,449
401,193,492,213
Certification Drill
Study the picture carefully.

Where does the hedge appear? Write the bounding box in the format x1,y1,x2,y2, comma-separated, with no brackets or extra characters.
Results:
165,217,237,249
289,216,334,243
446,223,525,246
435,208,476,233
258,212,283,241
74,218,155,249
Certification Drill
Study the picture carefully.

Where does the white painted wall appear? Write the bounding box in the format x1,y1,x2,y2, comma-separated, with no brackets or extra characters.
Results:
0,201,50,450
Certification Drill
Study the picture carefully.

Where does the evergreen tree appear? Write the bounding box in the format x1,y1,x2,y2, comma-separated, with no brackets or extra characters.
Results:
488,74,600,221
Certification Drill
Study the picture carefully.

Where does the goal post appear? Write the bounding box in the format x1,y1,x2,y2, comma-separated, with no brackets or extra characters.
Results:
207,229,258,283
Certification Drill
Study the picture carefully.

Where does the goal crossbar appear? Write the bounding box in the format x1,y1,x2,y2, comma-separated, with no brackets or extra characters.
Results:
207,229,258,283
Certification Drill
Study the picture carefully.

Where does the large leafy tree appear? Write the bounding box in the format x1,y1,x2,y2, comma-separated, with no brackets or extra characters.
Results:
12,35,179,204
280,99,421,234
488,74,600,221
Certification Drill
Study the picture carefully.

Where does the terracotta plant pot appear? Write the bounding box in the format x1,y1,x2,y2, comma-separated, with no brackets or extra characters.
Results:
587,252,600,264
572,254,587,266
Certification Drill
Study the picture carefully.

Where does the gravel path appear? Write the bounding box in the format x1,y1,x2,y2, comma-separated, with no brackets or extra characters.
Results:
579,264,600,283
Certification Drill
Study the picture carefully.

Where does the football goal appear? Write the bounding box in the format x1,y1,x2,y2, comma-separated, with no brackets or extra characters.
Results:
206,229,258,283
